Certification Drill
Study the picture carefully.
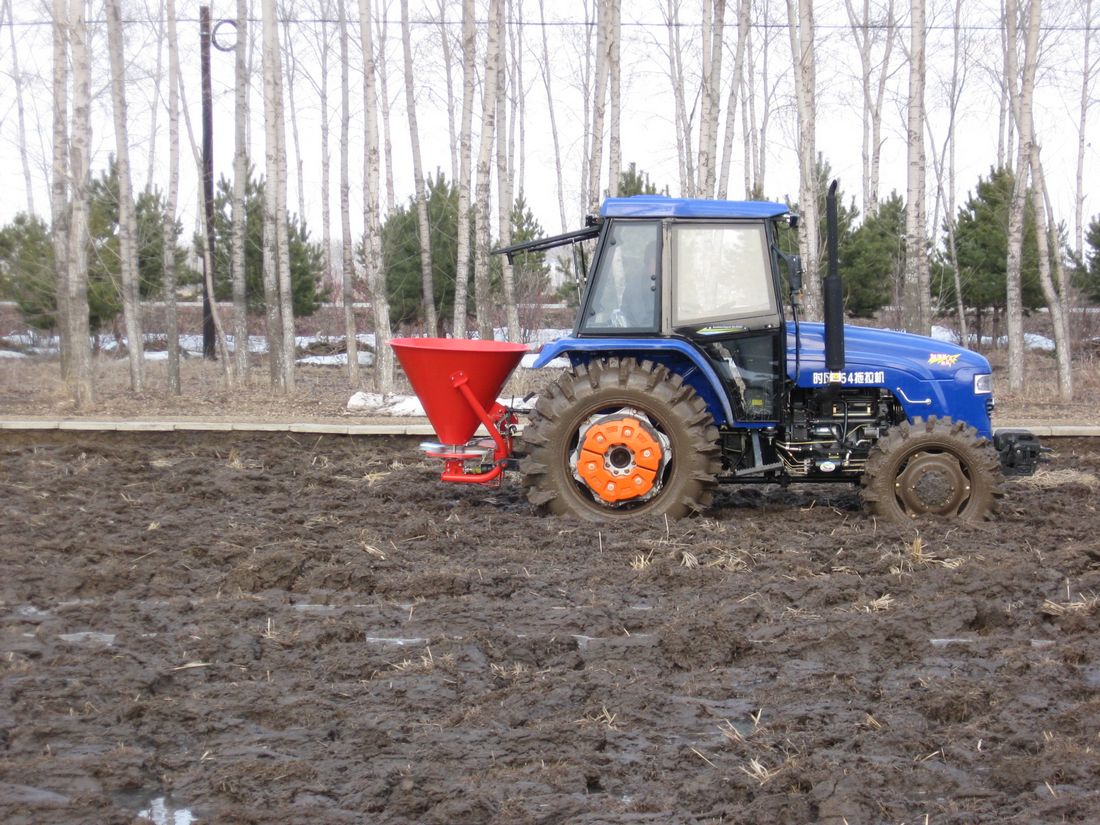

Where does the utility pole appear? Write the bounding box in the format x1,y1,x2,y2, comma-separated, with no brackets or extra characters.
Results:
200,6,216,359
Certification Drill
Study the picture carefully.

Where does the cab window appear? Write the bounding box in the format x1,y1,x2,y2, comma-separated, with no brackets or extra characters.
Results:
672,224,775,327
580,221,660,333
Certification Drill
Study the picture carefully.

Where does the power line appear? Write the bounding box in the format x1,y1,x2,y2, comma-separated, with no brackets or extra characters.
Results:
4,15,1097,33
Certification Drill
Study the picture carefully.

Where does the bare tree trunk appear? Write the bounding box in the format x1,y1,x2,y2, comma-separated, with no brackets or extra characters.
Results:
359,0,393,390
474,0,503,340
587,1,610,213
7,0,34,214
164,0,182,395
1005,0,1036,391
493,2,520,342
316,0,334,302
1029,144,1072,400
375,0,396,215
665,0,694,197
106,0,145,391
436,0,458,184
274,27,296,395
870,1,896,216
280,2,307,223
146,0,165,194
66,0,93,409
338,0,359,384
51,0,70,383
401,0,437,335
718,0,750,200
1074,0,1095,260
262,0,288,391
607,0,621,198
844,0,895,216
901,0,929,335
537,0,567,232
786,0,821,319
697,0,725,198
452,0,475,337
232,0,251,380
511,0,525,199
578,0,595,211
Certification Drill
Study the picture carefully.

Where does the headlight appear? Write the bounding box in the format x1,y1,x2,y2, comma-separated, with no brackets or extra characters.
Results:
973,373,993,394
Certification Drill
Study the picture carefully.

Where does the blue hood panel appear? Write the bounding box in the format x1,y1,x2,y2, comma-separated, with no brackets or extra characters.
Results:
788,322,994,437
531,324,995,438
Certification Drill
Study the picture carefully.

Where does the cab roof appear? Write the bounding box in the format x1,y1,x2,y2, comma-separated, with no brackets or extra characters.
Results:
600,195,790,220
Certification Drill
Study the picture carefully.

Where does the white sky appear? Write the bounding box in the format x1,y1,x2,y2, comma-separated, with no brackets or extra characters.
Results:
1,0,1097,263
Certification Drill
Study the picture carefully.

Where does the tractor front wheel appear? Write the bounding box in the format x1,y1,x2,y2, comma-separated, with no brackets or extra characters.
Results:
520,358,721,521
861,416,1004,523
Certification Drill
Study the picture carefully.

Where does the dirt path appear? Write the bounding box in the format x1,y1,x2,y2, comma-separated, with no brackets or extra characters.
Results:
2,431,1100,824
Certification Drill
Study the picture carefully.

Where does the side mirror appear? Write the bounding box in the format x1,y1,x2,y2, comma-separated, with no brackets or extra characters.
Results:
781,252,803,292
780,252,803,309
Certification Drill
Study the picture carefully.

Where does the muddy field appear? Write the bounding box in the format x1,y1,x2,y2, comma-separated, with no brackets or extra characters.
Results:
2,430,1100,824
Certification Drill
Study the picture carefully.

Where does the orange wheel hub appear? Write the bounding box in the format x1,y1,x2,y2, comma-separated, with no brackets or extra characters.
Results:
574,416,665,503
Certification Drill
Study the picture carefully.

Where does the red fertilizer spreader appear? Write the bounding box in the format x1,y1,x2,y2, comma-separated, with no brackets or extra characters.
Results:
390,338,528,484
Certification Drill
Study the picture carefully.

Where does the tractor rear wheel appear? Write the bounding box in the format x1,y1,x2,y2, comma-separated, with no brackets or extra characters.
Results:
520,358,721,521
861,416,1004,523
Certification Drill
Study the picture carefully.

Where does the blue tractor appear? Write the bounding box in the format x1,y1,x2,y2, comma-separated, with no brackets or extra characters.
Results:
486,181,1041,523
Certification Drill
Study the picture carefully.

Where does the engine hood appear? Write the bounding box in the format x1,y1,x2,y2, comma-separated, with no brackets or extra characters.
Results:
788,322,991,383
788,322,994,437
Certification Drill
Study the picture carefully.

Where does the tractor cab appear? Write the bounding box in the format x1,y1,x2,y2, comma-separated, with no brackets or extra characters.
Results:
570,198,793,427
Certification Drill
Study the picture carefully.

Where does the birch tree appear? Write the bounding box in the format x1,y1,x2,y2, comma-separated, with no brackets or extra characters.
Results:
925,0,967,341
901,0,930,335
232,0,250,380
400,0,437,334
6,0,34,215
106,0,146,391
1029,144,1072,400
65,0,93,408
452,0,475,337
435,0,458,184
1004,0,1037,391
663,0,694,197
280,2,307,224
537,0,567,232
844,0,896,216
51,0,71,385
374,0,396,215
262,0,289,391
473,0,504,339
164,0,182,394
607,0,621,198
786,0,821,319
339,0,359,385
586,2,610,213
359,0,393,390
1074,0,1096,259
493,2,520,341
697,0,725,198
717,0,750,200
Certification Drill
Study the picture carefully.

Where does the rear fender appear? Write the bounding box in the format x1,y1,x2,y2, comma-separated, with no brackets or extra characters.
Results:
532,337,734,426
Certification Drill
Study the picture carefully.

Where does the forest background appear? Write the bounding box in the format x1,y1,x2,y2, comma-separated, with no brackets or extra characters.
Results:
0,0,1097,410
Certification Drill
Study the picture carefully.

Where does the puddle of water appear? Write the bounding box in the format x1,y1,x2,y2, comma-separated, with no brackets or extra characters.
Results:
364,636,428,646
59,631,116,646
138,796,195,825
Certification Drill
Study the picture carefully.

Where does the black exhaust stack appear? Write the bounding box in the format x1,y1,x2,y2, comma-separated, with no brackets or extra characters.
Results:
823,179,845,372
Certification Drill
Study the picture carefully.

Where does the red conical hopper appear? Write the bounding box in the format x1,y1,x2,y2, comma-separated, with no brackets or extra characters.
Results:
391,338,528,445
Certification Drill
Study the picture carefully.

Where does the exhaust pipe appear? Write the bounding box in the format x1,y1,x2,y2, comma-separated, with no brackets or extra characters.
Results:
823,179,845,372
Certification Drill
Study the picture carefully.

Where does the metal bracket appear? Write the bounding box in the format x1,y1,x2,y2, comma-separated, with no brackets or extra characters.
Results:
895,387,932,406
